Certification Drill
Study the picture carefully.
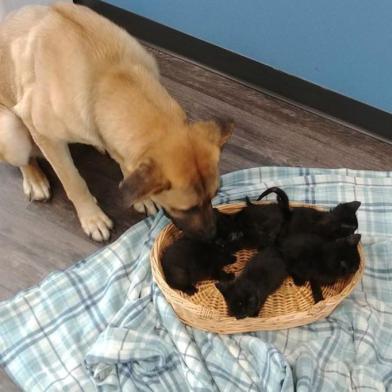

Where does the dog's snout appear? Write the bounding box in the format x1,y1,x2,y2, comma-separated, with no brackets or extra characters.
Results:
202,207,217,240
165,201,217,240
187,221,216,241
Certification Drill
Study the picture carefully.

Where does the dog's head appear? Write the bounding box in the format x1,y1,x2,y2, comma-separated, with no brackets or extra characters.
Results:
120,119,233,240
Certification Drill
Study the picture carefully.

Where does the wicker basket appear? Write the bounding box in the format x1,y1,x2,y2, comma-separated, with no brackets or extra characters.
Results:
151,202,365,334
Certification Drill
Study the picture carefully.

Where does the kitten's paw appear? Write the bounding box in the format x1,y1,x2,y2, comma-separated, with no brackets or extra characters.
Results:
223,255,237,265
218,271,235,281
292,276,306,286
312,296,323,303
310,281,324,303
183,286,198,295
250,308,262,317
312,292,324,303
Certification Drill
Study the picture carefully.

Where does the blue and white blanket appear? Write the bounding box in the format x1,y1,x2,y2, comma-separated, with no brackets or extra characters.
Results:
1,167,392,391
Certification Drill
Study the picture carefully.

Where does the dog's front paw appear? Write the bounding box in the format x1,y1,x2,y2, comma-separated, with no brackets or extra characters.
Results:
79,204,113,242
133,199,159,216
22,166,51,202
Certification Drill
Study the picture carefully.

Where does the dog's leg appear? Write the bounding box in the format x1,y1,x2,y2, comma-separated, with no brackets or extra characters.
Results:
133,199,160,215
31,135,113,241
20,160,51,202
0,107,50,201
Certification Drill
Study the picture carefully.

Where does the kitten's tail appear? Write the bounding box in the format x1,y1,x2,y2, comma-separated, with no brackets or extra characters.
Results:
257,187,291,219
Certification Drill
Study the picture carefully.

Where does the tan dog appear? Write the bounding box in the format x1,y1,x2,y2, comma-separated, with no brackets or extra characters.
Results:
0,3,232,241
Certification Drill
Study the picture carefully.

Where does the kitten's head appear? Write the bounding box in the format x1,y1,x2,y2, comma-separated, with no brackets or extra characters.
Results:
216,279,260,319
214,209,244,250
323,201,361,238
236,202,268,241
322,233,361,280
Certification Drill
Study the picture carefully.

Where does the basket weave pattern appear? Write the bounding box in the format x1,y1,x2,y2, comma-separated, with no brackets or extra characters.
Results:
151,202,365,334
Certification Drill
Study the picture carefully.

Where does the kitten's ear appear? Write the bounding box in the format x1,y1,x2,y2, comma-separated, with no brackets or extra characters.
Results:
345,201,361,213
335,201,361,213
245,196,253,206
346,233,361,246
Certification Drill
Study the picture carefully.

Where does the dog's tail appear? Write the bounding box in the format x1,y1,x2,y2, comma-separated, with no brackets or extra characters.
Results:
256,187,291,219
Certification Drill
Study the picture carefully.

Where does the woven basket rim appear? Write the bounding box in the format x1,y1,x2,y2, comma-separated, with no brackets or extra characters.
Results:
150,201,365,332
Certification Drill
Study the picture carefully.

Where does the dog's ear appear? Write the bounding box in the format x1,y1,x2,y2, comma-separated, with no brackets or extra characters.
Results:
214,119,234,147
120,158,170,204
194,119,234,148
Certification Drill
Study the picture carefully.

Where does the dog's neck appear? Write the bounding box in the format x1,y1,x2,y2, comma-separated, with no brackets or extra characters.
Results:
93,67,187,176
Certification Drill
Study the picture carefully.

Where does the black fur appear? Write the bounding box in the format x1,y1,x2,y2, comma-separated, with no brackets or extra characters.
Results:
216,247,287,319
257,187,361,240
257,186,291,220
213,209,245,252
280,233,361,303
162,237,236,295
286,201,361,239
234,197,287,249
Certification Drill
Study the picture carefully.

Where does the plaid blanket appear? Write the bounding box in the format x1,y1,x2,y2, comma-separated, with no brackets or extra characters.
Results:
1,167,392,391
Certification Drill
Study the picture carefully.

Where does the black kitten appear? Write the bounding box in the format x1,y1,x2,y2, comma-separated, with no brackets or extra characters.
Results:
280,233,361,303
216,247,287,319
234,191,290,249
162,237,236,295
213,209,245,252
259,187,361,239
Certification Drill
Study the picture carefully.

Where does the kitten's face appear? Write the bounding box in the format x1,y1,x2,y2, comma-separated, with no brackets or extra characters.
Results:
214,210,244,249
216,280,260,319
326,201,361,238
322,234,361,280
238,206,268,239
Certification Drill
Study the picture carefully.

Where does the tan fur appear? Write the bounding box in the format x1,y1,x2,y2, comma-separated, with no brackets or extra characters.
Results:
0,3,232,241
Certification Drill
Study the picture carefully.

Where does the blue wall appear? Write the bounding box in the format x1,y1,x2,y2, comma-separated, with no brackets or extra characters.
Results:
107,1,392,114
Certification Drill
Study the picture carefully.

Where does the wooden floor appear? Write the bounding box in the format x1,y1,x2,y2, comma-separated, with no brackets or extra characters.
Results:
1,45,392,390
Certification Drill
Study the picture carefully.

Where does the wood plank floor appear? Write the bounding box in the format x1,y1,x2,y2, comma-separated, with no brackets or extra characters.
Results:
1,44,391,390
